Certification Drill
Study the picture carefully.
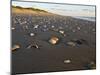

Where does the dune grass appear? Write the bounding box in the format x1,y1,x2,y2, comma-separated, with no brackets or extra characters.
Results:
12,5,47,12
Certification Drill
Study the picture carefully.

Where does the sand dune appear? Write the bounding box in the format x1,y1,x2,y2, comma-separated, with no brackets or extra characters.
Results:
12,6,55,16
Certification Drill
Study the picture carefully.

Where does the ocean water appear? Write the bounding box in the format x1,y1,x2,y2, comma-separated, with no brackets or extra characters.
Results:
74,16,96,22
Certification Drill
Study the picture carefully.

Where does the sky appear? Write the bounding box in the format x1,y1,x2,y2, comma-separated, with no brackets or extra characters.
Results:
12,0,96,17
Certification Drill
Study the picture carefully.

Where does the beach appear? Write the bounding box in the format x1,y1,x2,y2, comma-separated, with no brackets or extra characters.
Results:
12,8,96,74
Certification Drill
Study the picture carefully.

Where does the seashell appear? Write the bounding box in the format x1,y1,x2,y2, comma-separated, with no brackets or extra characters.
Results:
49,36,59,45
64,59,71,64
12,44,21,51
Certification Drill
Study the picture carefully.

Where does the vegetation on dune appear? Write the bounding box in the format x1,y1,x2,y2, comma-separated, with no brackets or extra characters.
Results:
12,5,23,9
12,5,47,12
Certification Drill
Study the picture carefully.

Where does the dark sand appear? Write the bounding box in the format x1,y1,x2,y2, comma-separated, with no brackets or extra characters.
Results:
12,13,96,74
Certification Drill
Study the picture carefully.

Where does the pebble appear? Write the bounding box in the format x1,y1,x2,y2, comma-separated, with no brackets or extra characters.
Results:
72,30,76,32
51,25,55,28
77,27,81,30
30,33,35,37
67,41,76,47
11,27,15,30
43,25,47,28
34,25,39,29
72,39,87,45
59,30,64,34
59,26,63,29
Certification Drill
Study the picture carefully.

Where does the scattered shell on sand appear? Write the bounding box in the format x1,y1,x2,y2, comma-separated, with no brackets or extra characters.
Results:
64,59,71,64
12,44,21,51
49,36,59,45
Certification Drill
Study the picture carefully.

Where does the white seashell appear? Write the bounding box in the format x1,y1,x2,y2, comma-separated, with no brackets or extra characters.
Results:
51,25,55,28
64,59,71,64
59,30,64,34
30,33,35,37
34,25,39,29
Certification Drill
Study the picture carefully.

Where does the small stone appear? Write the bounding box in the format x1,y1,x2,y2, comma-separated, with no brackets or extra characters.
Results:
59,30,64,34
30,33,35,37
51,25,55,28
63,34,66,37
12,27,15,30
72,39,82,45
34,25,39,29
72,30,76,32
20,21,27,25
66,25,68,28
67,41,76,46
52,29,59,32
72,39,87,45
43,25,47,28
49,36,59,45
24,25,28,29
64,59,71,64
77,27,81,30
59,26,63,29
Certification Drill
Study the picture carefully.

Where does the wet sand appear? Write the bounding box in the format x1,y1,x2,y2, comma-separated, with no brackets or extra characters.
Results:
12,12,96,74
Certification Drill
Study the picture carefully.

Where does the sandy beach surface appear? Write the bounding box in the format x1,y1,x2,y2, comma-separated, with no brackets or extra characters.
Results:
12,8,96,74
